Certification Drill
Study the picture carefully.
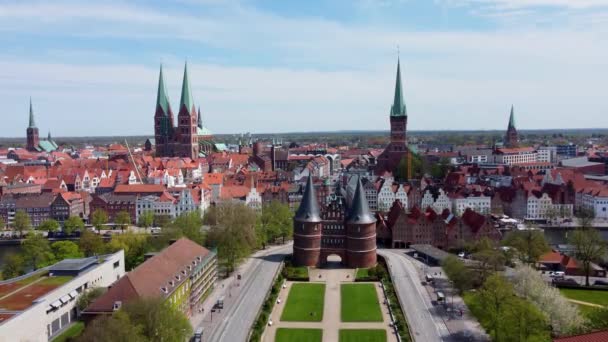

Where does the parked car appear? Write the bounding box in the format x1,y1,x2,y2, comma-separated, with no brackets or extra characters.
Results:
593,280,608,286
548,271,565,277
553,278,578,286
458,252,465,258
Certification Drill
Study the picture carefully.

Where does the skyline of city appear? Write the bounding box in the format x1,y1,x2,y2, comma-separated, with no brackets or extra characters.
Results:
1,0,607,136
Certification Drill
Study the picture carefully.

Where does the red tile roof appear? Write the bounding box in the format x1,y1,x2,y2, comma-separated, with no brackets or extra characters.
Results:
553,330,608,342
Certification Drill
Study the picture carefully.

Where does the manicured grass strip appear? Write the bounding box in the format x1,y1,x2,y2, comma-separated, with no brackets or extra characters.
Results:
280,283,325,322
356,268,369,279
51,322,85,342
341,283,383,322
339,329,387,342
275,328,322,342
559,288,608,307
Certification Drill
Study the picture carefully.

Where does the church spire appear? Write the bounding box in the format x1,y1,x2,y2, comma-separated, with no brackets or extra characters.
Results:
347,176,376,224
28,97,36,128
156,64,171,116
390,58,407,117
295,175,321,222
508,105,516,129
179,62,195,114
197,106,203,129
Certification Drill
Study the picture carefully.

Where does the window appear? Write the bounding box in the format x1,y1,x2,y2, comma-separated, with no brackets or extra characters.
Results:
113,260,120,269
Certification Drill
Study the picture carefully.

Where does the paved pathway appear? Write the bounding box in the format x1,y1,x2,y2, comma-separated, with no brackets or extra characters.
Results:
264,267,398,342
567,299,605,308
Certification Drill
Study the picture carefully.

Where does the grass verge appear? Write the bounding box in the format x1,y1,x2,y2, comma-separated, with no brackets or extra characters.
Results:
280,283,325,322
275,328,322,342
341,283,383,322
559,288,608,307
339,329,387,342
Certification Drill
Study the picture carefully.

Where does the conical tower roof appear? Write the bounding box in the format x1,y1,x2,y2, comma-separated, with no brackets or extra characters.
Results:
156,64,171,116
347,176,376,224
179,62,195,114
28,98,36,128
390,59,407,117
508,105,516,129
294,175,321,223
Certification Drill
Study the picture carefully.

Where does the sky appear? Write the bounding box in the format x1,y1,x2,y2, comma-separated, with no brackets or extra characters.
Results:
1,0,607,137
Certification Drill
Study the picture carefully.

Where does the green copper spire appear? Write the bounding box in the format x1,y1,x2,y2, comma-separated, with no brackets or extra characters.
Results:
156,64,171,116
28,97,36,128
197,106,203,129
508,105,516,129
179,62,195,113
390,59,407,117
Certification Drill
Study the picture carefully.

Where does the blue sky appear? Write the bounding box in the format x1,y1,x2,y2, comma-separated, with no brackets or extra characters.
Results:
1,0,607,136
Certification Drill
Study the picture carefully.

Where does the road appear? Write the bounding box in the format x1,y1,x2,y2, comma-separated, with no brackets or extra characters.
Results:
379,249,451,342
196,243,291,342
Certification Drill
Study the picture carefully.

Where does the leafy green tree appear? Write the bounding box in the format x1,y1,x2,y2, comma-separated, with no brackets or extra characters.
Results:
503,230,550,265
115,210,131,232
64,216,85,235
123,297,192,342
106,232,148,270
472,248,506,283
257,201,292,248
206,202,257,274
569,228,607,286
576,206,595,229
2,253,25,279
441,255,474,293
137,210,154,230
22,233,55,270
38,219,59,234
51,240,83,260
430,157,451,180
77,310,146,342
79,229,104,257
13,210,31,237
76,287,106,311
168,211,204,245
395,153,422,181
91,209,108,231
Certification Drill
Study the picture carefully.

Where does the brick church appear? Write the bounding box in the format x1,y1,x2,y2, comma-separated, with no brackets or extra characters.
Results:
375,58,409,176
293,175,377,268
153,63,214,159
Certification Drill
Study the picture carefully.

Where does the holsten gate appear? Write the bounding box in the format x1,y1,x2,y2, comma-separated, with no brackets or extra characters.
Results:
293,175,377,268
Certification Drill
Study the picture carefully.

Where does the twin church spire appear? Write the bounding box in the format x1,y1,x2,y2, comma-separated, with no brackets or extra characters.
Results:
155,62,202,121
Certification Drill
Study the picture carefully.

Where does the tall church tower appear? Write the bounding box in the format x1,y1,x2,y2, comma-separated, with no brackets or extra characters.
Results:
26,98,39,152
177,62,199,159
375,58,409,176
154,64,175,157
504,105,519,148
345,177,377,268
293,175,322,267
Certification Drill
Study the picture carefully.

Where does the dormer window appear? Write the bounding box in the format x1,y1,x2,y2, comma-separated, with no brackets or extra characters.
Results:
169,280,175,287
182,270,187,276
161,287,168,294
175,275,181,281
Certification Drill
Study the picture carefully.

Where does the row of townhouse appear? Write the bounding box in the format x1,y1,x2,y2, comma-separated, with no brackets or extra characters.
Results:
0,192,86,228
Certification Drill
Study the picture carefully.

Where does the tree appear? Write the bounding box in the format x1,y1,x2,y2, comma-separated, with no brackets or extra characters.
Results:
503,229,550,265
51,240,84,260
168,211,205,245
137,210,154,230
115,210,131,232
206,202,257,274
0,216,6,230
38,219,59,234
22,233,55,270
76,287,105,311
511,265,585,335
77,310,146,342
2,253,25,279
477,274,513,341
471,248,506,283
441,255,474,293
123,297,192,342
64,216,85,235
569,228,607,286
79,229,104,257
257,201,292,248
394,153,422,181
106,232,148,270
576,206,595,229
13,210,31,237
91,209,108,231
430,157,451,180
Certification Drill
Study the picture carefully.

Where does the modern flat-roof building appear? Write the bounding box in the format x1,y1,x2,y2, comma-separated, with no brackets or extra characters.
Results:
0,251,125,342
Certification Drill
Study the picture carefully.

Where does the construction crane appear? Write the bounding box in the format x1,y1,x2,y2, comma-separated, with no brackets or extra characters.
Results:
124,139,143,184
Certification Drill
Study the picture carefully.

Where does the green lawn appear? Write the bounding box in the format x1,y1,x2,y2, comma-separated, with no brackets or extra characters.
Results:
560,288,608,307
356,268,370,280
51,322,85,342
38,276,73,286
283,266,309,280
275,328,322,342
280,283,325,322
341,283,383,322
339,329,387,342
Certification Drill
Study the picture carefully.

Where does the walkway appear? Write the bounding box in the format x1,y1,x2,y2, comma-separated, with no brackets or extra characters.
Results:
264,268,398,342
